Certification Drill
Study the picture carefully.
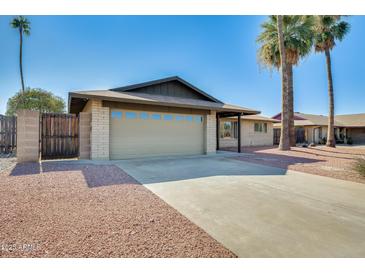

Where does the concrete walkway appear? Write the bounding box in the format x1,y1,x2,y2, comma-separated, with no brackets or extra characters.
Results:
115,155,365,257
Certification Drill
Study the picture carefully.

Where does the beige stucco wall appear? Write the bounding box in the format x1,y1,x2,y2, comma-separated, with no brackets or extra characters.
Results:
219,119,274,147
220,137,238,148
17,110,39,162
242,120,273,146
349,128,365,143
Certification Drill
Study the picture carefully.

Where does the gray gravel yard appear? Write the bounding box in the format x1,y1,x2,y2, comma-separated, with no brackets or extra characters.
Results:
0,162,235,258
0,154,16,173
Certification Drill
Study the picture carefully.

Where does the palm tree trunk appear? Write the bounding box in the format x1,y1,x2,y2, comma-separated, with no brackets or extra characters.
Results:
19,28,25,93
325,48,336,147
277,16,290,151
287,63,296,146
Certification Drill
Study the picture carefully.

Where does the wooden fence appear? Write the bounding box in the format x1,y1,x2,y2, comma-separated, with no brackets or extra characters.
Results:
0,115,17,154
41,113,79,159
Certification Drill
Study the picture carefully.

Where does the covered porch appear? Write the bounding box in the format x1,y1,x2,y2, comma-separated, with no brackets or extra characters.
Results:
216,111,244,153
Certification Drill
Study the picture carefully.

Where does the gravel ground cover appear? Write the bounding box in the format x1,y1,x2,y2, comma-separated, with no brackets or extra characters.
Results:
224,145,365,183
0,153,16,172
0,162,235,258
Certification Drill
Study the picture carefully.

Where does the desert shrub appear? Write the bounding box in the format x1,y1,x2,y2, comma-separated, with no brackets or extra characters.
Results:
354,158,365,177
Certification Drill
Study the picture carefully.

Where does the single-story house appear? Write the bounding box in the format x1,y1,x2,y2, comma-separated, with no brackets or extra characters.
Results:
272,112,365,144
219,115,278,148
69,76,263,160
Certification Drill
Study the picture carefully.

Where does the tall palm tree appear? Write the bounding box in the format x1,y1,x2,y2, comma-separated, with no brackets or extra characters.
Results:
313,16,349,147
276,15,290,150
10,16,31,93
257,16,313,146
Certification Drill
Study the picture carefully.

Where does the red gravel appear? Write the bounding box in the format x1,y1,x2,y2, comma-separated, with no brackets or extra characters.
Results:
225,145,365,184
0,162,235,258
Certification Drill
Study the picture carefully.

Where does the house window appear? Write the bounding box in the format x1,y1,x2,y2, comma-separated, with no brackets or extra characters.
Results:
126,112,137,119
111,111,122,119
254,122,268,133
220,121,238,139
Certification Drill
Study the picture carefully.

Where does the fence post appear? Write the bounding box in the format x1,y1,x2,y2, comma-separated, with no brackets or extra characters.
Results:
17,109,40,162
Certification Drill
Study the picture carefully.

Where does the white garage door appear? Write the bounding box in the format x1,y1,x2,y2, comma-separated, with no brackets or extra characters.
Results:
110,109,205,159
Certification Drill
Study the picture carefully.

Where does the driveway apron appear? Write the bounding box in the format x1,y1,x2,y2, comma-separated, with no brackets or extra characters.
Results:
115,155,365,257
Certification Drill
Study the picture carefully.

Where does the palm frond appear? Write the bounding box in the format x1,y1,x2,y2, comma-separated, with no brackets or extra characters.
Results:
313,16,350,52
256,15,314,68
10,15,31,35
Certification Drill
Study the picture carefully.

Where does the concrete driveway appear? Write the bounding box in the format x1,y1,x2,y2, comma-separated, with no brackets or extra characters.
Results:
115,155,365,257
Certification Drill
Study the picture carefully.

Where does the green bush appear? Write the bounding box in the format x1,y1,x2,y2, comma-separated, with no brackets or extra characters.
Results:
354,158,365,177
6,88,65,116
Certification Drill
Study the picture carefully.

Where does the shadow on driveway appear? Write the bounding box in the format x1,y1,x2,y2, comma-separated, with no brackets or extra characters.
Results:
114,156,297,185
9,162,138,188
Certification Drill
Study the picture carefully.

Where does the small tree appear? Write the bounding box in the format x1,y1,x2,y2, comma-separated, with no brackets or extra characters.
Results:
6,88,66,116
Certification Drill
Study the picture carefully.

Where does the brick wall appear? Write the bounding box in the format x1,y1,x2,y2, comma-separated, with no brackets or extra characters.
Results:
89,100,110,160
79,112,91,159
17,110,39,162
204,111,216,154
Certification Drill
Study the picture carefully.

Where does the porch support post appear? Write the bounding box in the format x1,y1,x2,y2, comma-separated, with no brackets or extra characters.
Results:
237,113,241,153
216,113,220,150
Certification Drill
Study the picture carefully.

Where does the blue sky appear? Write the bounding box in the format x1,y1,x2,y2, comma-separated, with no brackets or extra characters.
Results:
0,15,364,116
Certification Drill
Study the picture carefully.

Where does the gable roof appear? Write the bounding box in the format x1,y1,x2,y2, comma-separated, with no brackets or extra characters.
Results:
335,113,365,127
69,89,259,114
69,76,260,115
272,112,365,127
224,114,279,123
293,113,330,126
110,76,223,103
241,114,279,122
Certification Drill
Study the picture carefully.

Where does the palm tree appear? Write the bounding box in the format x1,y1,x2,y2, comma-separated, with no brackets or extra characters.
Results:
313,16,349,147
276,15,290,150
257,16,313,147
10,16,31,93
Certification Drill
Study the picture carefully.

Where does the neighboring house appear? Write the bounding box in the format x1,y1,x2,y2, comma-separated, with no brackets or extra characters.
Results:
219,115,278,148
272,112,365,144
68,76,261,160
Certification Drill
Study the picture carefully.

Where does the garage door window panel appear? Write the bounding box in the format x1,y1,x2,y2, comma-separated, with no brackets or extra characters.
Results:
111,111,122,119
152,114,161,120
126,112,137,119
164,114,173,121
140,112,149,120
